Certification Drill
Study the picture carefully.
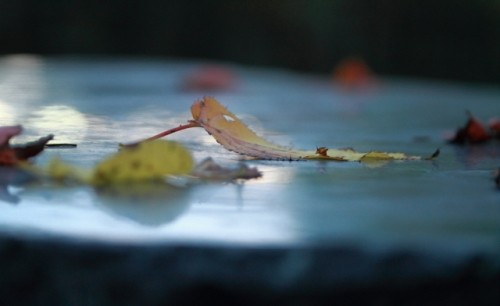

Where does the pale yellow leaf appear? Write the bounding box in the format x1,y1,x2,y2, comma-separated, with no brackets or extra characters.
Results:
191,97,424,162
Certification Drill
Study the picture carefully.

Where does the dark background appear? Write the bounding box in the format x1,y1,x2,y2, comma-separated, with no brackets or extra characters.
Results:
1,0,499,84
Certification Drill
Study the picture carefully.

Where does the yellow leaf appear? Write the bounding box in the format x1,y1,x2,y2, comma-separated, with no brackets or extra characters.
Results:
92,140,194,185
46,157,93,183
191,97,424,162
191,97,302,160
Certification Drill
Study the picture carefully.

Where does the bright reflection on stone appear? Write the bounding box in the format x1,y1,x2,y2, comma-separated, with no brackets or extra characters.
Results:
0,99,17,125
0,54,46,104
0,54,48,129
24,105,88,143
248,164,295,185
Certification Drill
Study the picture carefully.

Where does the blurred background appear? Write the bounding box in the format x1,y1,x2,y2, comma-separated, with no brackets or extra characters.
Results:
0,0,499,84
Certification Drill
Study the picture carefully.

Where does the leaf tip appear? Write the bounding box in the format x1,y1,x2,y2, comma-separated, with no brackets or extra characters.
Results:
427,148,441,160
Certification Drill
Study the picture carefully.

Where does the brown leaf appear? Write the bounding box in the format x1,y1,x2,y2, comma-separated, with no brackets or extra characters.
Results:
13,135,54,160
191,157,262,181
0,125,53,166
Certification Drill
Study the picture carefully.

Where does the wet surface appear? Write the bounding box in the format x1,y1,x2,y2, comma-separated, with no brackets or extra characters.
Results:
0,56,499,304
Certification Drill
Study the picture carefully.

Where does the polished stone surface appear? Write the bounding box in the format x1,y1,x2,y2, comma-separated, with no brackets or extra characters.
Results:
0,56,499,304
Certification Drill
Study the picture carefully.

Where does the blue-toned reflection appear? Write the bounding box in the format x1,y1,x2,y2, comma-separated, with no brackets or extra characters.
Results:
0,100,18,125
24,105,88,143
95,183,192,226
0,55,47,122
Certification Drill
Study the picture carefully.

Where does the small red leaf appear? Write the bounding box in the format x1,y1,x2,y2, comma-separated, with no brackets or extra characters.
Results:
182,65,237,92
449,112,490,144
332,57,377,89
489,118,500,139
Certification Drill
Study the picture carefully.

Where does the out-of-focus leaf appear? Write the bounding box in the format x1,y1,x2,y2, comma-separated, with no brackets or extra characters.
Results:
0,125,22,146
44,157,92,183
92,140,194,185
181,65,237,92
30,139,262,188
13,135,55,160
490,118,500,139
449,112,491,144
192,157,262,181
191,97,427,162
0,125,53,166
332,57,377,90
0,125,23,165
30,140,194,186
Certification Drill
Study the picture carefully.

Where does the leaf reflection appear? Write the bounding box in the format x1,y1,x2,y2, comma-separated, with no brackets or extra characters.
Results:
95,183,191,226
0,167,36,204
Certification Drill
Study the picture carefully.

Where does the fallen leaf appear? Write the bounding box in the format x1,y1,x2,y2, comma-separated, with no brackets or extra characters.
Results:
13,135,55,160
0,125,22,146
32,140,261,187
29,140,194,186
0,125,53,166
190,97,428,162
191,157,262,181
43,157,92,184
449,111,491,144
490,118,500,139
332,57,377,89
191,97,303,160
181,65,237,92
92,140,194,185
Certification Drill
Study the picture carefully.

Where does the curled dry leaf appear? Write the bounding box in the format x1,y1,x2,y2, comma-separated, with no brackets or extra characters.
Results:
189,97,429,162
191,97,303,160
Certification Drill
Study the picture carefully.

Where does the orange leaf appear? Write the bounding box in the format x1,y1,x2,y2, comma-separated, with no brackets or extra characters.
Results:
191,97,303,160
